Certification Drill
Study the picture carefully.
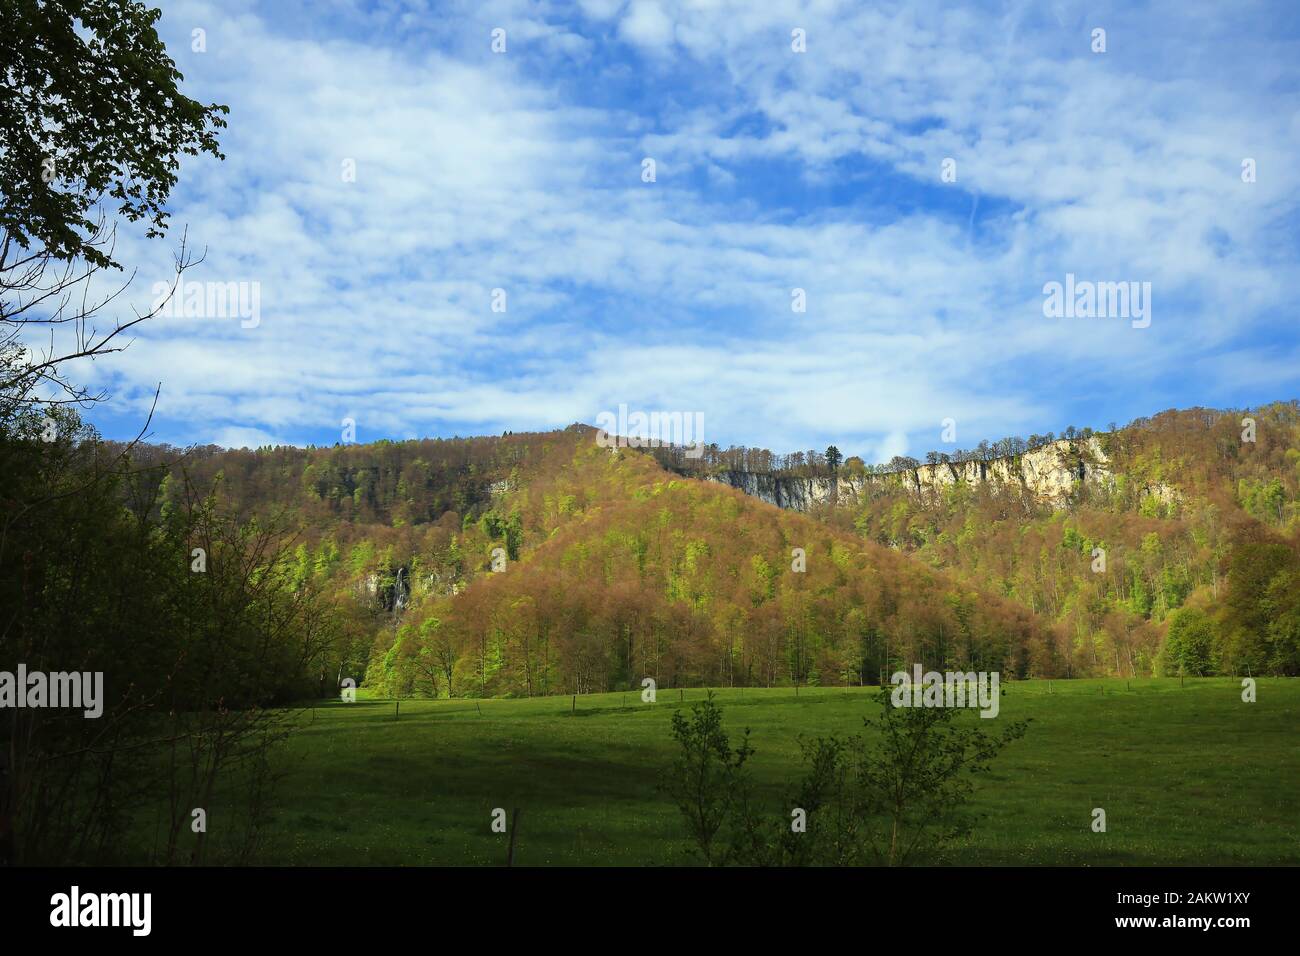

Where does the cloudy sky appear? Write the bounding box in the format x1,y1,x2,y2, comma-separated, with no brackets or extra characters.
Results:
72,0,1300,461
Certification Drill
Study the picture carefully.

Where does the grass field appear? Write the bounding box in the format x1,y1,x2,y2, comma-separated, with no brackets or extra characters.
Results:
240,678,1297,866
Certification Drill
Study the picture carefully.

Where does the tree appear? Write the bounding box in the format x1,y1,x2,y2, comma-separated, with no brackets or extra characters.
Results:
666,690,1029,866
1263,567,1300,676
1,0,228,268
825,445,843,472
1161,606,1215,676
1222,540,1294,673
661,693,754,866
2,0,227,412
0,1,266,865
798,688,1030,865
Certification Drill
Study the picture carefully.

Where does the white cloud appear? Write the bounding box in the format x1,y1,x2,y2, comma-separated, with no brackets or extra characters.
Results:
30,0,1299,460
618,1,674,48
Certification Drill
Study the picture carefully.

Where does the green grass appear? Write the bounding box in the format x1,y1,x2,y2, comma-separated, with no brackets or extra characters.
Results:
239,678,1299,865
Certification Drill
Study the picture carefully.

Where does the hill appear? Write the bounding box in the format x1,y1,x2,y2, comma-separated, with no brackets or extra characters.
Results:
128,424,1052,696
127,403,1300,696
655,403,1300,679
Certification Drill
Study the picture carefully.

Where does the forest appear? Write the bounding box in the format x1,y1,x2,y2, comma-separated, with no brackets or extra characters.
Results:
94,401,1300,712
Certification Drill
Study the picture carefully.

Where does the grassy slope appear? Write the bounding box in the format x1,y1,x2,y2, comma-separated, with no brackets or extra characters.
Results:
248,678,1297,866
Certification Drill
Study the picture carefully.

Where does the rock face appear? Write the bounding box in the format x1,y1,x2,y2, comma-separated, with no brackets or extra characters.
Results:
364,567,411,611
703,437,1119,511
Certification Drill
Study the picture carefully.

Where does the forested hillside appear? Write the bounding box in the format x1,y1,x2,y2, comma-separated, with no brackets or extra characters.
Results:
692,404,1300,680
123,403,1300,699
123,425,1048,696
384,435,1052,696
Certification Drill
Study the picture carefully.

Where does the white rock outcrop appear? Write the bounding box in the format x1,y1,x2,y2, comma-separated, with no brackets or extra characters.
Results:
702,437,1165,511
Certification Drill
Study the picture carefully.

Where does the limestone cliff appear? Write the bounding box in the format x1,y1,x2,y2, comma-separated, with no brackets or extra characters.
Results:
701,437,1170,511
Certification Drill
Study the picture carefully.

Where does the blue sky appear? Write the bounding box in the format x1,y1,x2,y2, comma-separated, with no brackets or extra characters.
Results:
68,0,1300,463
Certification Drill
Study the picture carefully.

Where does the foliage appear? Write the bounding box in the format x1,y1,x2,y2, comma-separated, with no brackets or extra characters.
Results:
660,692,754,866
665,689,1028,866
0,0,228,267
0,410,334,862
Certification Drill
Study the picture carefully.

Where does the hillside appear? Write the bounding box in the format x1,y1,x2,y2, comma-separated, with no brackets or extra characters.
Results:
660,404,1300,679
127,403,1300,695
127,424,1054,696
402,432,1053,696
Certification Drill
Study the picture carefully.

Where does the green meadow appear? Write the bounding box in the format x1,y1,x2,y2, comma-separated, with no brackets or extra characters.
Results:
237,678,1297,866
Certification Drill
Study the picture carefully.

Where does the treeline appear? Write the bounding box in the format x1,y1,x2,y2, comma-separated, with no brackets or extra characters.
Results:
649,426,1107,477
117,429,553,528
